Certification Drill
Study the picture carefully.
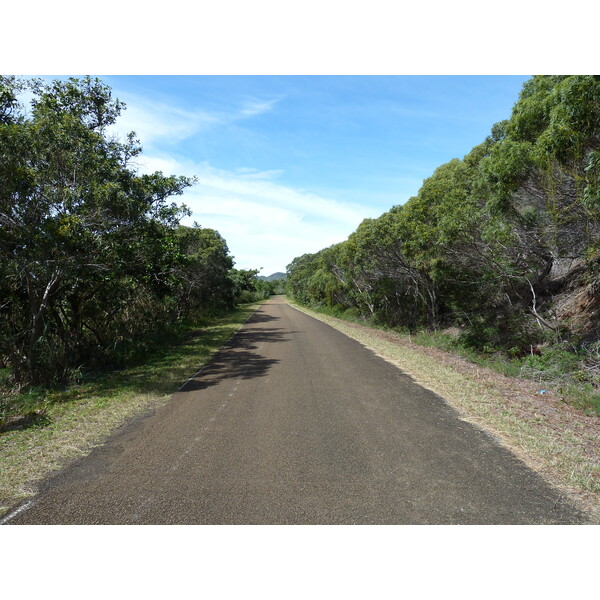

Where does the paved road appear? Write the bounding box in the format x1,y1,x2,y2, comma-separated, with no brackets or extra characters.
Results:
4,297,586,524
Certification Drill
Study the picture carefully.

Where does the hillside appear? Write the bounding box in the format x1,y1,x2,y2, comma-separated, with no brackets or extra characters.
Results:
258,272,286,282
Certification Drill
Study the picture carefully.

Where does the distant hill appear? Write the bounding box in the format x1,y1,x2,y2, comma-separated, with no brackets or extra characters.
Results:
258,272,286,282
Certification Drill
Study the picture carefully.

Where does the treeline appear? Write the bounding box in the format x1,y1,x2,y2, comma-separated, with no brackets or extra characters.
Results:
0,76,265,388
232,270,286,303
288,76,600,353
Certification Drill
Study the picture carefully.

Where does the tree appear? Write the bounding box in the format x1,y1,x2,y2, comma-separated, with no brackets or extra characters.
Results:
174,224,235,315
287,75,600,349
0,76,196,385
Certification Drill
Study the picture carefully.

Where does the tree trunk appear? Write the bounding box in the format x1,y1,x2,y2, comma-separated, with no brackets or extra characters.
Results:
25,268,61,383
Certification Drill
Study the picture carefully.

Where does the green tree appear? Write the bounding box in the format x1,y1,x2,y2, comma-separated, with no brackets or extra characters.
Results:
287,75,600,349
0,76,196,385
174,224,235,315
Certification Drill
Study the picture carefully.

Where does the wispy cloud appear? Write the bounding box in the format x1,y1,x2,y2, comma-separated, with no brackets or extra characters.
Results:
188,163,367,227
108,94,220,148
108,90,282,150
136,155,373,274
104,88,364,274
239,97,281,117
233,167,284,180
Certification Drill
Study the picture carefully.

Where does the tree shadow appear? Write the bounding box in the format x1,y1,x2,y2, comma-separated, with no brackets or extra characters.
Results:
246,312,280,324
0,410,51,433
180,321,292,392
0,306,290,431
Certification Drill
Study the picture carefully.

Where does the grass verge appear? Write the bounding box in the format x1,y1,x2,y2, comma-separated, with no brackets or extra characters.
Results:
288,299,600,523
0,303,260,517
299,305,600,415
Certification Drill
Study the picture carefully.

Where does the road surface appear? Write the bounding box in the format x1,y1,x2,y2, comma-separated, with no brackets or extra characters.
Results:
4,297,586,524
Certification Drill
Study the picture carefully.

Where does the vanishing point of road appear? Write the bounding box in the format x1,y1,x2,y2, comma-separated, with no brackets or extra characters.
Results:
4,297,586,524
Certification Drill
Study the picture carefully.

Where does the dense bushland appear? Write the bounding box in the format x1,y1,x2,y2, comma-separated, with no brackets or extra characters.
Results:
287,76,600,406
230,269,286,304
0,76,263,392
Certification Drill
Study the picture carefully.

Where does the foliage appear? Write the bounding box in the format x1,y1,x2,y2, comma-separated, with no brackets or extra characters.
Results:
287,75,600,371
230,268,285,303
0,76,238,389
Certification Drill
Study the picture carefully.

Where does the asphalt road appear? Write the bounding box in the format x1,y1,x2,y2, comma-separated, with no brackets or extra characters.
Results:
4,297,586,524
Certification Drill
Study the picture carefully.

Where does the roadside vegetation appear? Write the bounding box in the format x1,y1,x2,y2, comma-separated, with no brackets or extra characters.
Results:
0,76,274,424
230,269,286,304
0,303,260,515
0,76,281,513
287,75,600,417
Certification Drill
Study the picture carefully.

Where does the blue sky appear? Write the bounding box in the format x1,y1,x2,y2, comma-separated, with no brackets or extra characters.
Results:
98,75,531,275
6,0,595,583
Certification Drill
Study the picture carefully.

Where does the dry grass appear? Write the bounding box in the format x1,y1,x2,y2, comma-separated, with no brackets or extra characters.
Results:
290,301,600,523
0,304,260,517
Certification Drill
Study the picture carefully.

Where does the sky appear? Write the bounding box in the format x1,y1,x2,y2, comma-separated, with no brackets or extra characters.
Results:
95,75,531,275
4,0,596,589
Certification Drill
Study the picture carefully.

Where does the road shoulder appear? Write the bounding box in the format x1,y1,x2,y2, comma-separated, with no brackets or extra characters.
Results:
288,300,600,523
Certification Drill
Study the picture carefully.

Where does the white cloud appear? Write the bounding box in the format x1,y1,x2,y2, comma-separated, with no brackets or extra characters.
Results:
135,155,373,275
107,94,219,148
104,89,369,275
234,167,284,180
240,97,281,116
107,90,282,150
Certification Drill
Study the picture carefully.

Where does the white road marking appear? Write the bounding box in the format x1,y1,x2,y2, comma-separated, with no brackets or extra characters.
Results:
0,500,35,525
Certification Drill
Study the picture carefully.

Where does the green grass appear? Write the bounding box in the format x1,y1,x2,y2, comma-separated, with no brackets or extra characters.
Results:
408,330,525,378
0,306,254,427
0,302,261,515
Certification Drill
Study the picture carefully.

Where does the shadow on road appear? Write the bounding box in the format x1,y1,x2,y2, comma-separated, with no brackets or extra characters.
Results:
245,311,281,324
180,319,291,392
